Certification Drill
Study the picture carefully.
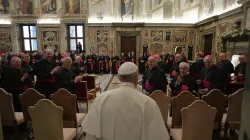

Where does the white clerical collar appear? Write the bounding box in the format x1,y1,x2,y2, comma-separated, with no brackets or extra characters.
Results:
120,82,136,88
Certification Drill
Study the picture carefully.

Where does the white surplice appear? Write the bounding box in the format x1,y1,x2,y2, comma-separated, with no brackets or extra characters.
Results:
82,82,170,140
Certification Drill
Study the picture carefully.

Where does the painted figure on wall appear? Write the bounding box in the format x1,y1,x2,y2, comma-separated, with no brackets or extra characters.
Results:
0,0,9,14
224,0,236,10
41,0,57,14
202,0,214,16
17,0,33,14
65,0,80,14
122,0,134,16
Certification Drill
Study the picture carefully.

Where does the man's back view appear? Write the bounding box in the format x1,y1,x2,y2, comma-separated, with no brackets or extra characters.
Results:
82,62,169,140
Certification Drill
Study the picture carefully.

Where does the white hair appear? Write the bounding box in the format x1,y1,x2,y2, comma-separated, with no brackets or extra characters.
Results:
179,62,190,69
75,56,81,60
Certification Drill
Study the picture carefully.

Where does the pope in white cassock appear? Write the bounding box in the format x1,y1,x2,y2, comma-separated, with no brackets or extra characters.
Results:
82,62,170,140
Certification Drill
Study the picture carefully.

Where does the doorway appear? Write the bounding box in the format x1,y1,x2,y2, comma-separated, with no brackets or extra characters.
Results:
121,36,136,57
204,34,213,56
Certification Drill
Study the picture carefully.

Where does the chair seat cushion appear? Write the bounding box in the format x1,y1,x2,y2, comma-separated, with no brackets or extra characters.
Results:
15,112,24,125
88,94,95,100
76,113,86,126
170,128,182,140
167,117,172,128
63,128,76,140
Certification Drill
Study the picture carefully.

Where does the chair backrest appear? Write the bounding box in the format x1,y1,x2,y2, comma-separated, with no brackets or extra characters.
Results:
202,89,228,125
82,76,95,90
0,112,4,140
182,100,217,140
171,91,199,128
150,90,171,123
227,88,244,122
28,99,64,140
0,88,16,125
74,81,88,100
51,88,77,128
19,88,45,122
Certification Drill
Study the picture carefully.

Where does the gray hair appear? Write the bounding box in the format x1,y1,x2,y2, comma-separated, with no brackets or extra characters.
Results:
61,57,71,62
179,62,190,69
75,56,81,60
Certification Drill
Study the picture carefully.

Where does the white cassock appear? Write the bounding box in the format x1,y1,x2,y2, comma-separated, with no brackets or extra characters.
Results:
82,82,170,140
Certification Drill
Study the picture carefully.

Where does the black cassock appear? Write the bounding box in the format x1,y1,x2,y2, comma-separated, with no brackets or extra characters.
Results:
103,56,110,74
169,74,196,96
142,66,167,94
218,60,234,84
86,55,94,74
138,56,146,74
199,65,223,90
120,56,126,66
54,67,79,112
235,63,247,82
111,56,119,74
158,60,167,73
94,56,103,74
191,58,205,79
34,59,57,99
72,62,85,76
1,67,31,112
143,44,148,56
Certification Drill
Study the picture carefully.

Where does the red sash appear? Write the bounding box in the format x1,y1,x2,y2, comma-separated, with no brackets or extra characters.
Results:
203,80,211,89
99,61,102,72
122,59,126,62
176,85,189,94
56,59,59,63
105,61,109,72
88,59,93,71
145,81,155,90
172,71,178,77
11,85,27,91
115,62,119,72
38,76,55,83
238,75,244,82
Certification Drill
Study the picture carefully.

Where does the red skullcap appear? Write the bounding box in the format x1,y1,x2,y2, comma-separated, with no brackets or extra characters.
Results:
198,52,204,57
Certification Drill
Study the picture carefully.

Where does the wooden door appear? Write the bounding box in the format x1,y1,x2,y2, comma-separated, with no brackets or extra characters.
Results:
204,34,213,56
121,36,136,57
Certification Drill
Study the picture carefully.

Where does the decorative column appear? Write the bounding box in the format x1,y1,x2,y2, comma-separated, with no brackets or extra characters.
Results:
237,0,250,139
10,23,21,53
174,0,182,20
60,23,68,53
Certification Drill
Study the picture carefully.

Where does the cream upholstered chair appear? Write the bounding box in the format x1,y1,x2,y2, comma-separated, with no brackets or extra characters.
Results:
0,112,4,140
167,91,199,128
28,99,76,140
0,88,24,139
223,88,244,138
150,90,171,124
202,89,228,130
170,100,217,140
50,88,86,129
19,88,45,129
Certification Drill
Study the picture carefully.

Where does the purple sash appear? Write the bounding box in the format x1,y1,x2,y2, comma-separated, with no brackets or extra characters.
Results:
145,81,155,90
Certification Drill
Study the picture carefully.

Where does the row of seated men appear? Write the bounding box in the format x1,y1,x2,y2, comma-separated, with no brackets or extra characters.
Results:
141,52,247,96
0,49,88,112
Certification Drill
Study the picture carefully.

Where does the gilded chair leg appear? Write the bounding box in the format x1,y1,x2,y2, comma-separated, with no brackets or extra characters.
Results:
86,102,89,113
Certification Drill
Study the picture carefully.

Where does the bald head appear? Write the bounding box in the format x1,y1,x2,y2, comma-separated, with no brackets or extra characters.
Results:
62,57,72,69
219,53,227,62
204,55,214,69
239,55,247,64
175,53,182,62
11,57,22,69
148,56,157,69
44,48,53,60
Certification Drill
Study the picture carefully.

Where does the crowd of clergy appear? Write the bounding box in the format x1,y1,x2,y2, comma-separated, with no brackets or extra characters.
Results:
0,47,247,140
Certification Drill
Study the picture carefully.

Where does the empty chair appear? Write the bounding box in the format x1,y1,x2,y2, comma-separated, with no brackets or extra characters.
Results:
0,112,3,140
170,100,217,140
28,99,76,140
74,81,95,113
0,88,25,139
150,90,171,124
223,88,244,138
50,88,86,130
202,89,227,136
168,91,199,128
19,88,45,129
